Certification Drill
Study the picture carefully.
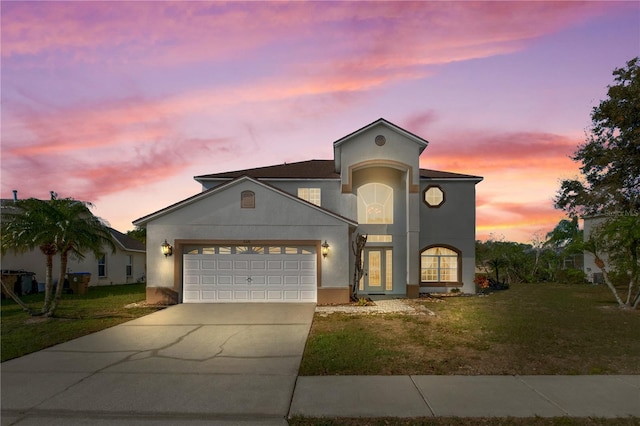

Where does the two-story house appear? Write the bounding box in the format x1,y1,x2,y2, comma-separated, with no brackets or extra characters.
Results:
134,118,482,304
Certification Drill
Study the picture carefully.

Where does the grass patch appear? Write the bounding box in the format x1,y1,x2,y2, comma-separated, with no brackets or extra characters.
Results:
288,417,640,426
300,283,640,375
1,283,163,362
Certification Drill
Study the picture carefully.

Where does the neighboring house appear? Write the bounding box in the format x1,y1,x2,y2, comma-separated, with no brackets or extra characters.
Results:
1,199,146,291
134,118,483,304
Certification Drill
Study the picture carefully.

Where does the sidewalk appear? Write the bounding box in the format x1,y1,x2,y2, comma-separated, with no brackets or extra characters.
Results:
2,300,639,424
290,375,640,419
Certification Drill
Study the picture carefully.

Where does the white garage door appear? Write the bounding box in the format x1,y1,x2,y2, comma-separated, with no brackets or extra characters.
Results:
183,248,317,303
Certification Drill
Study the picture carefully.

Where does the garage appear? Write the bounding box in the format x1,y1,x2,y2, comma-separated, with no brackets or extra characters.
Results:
182,245,317,303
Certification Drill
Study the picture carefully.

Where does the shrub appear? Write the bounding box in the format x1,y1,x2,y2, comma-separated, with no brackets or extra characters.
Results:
556,269,587,285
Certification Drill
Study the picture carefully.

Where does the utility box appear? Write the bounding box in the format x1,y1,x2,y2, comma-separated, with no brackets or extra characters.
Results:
67,273,91,295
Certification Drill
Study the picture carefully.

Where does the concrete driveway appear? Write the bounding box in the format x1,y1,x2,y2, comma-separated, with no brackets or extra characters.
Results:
1,303,315,425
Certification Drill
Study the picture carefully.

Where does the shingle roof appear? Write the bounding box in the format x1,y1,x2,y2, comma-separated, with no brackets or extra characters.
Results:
109,228,145,252
195,160,482,181
420,169,483,180
195,160,339,180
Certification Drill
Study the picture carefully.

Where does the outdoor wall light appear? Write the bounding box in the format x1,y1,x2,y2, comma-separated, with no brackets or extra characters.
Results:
161,240,173,257
321,240,330,258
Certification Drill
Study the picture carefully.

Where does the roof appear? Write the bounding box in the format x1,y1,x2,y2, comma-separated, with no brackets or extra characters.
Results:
195,161,482,182
333,118,429,151
195,160,339,181
134,175,358,227
420,169,483,181
109,228,145,252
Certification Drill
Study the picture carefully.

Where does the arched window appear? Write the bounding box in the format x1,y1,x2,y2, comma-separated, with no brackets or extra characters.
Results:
241,191,255,208
357,183,393,224
420,246,459,282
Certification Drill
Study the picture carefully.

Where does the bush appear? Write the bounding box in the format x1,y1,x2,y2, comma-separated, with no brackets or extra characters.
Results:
474,275,509,294
556,269,587,285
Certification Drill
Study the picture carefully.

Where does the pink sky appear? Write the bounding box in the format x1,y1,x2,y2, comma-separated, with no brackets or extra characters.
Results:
1,1,638,243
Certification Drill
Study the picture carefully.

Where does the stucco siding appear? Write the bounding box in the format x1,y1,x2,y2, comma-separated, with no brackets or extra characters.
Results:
419,179,478,293
144,178,354,300
1,246,144,288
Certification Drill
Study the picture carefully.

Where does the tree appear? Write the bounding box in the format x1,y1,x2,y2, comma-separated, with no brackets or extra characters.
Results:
476,235,510,284
127,226,146,244
545,217,584,268
351,233,367,301
47,198,115,316
555,57,640,309
1,196,115,316
587,216,640,309
2,198,61,314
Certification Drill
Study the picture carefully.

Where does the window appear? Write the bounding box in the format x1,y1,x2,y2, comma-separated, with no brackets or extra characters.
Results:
357,183,393,224
98,254,106,277
367,235,393,243
241,191,255,208
298,188,321,206
421,246,459,283
126,255,133,277
424,185,445,207
236,246,264,254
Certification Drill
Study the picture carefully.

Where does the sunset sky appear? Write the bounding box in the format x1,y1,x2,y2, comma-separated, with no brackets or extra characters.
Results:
1,1,638,243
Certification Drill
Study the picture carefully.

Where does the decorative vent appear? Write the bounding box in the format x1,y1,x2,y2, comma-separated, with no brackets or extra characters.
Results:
375,135,386,146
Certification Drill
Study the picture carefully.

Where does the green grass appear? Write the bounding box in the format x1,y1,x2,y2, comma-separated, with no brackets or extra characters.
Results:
1,283,163,362
300,283,640,375
288,417,640,426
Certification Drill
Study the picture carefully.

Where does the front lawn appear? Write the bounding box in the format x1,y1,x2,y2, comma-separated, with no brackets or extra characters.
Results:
300,282,640,375
1,283,163,362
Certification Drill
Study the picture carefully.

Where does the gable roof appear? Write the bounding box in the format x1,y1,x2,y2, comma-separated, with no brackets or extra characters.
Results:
333,118,429,151
195,159,338,182
133,175,358,227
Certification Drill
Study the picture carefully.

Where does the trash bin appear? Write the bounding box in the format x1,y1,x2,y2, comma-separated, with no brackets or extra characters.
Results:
1,273,19,298
1,270,35,297
67,273,91,295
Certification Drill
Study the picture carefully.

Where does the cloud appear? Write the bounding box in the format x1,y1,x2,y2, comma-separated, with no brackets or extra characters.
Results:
2,2,616,77
476,198,567,243
402,111,440,135
421,130,580,173
2,136,228,202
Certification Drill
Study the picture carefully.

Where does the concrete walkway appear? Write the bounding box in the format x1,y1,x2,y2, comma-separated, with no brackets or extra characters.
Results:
2,303,639,424
290,375,640,419
2,303,315,426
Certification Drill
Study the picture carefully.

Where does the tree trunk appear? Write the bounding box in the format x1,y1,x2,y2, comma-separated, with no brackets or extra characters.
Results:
626,240,639,306
0,279,35,315
41,254,55,314
351,234,367,301
595,256,627,307
47,250,69,317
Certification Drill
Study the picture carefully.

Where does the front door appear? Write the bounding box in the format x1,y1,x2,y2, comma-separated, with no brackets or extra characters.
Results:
362,248,392,294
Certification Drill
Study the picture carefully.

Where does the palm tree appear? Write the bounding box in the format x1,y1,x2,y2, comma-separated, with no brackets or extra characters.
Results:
1,198,60,314
46,198,115,316
545,216,584,269
1,196,115,316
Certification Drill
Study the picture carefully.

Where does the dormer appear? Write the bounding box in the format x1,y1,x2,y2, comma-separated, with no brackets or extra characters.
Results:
333,118,429,193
